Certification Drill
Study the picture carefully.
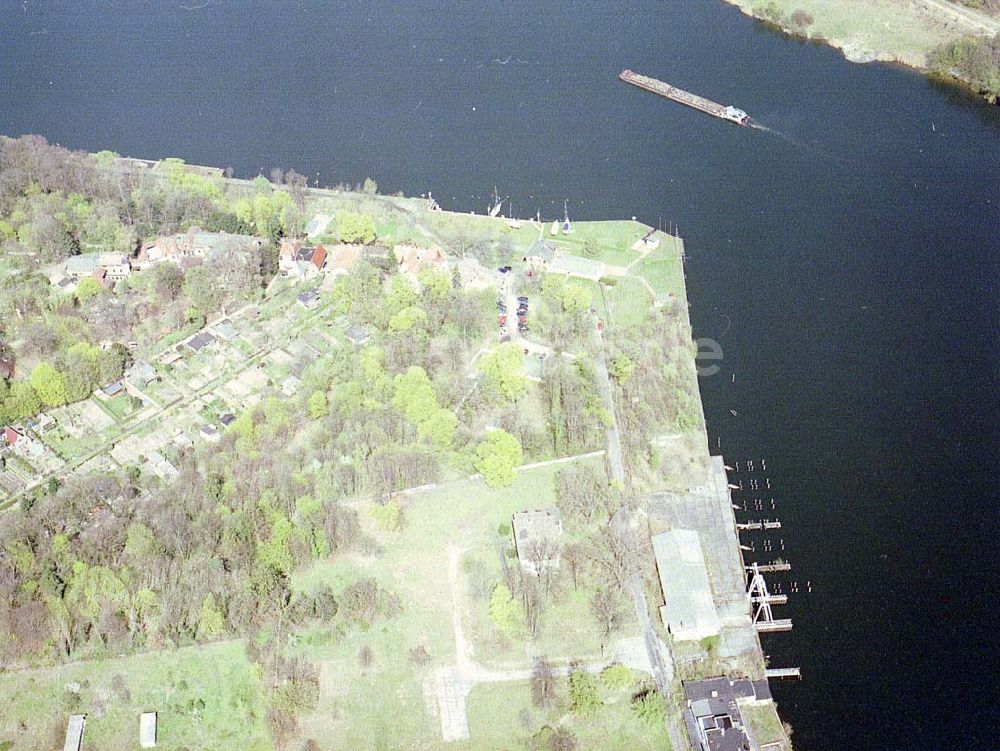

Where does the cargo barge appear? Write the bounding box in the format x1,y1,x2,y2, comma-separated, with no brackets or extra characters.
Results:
619,69,751,126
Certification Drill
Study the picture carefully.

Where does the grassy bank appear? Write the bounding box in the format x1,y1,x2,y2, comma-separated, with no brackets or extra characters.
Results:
724,0,1000,101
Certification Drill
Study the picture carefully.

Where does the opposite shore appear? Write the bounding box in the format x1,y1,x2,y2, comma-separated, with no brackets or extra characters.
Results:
722,0,1000,103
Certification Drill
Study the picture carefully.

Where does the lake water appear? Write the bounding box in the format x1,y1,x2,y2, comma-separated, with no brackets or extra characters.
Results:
3,1,999,748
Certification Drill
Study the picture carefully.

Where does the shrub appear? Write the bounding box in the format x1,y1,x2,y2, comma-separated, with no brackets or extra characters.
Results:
600,663,633,690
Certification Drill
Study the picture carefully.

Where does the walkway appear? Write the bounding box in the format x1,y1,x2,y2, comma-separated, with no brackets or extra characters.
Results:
430,544,613,742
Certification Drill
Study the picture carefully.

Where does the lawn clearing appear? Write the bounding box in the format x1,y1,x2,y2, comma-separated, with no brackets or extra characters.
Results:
600,276,652,331
289,457,611,749
0,641,269,751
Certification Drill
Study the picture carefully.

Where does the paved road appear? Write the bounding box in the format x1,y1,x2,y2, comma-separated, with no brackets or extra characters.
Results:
595,316,689,751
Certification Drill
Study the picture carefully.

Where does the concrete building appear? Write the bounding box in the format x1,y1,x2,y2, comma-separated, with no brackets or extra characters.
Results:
512,507,564,575
139,711,157,748
63,714,86,751
64,252,132,280
652,529,721,642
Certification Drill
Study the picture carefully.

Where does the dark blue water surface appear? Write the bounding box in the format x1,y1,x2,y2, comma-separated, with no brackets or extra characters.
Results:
3,2,999,749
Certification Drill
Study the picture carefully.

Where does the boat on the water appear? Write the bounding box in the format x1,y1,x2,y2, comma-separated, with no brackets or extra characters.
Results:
619,69,751,126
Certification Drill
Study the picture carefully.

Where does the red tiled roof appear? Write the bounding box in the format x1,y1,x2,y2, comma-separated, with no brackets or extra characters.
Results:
4,426,22,445
312,245,327,270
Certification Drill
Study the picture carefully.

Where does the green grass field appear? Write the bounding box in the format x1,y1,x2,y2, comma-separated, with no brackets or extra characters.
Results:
0,641,269,751
633,238,686,302
600,277,653,331
290,457,612,749
463,678,672,751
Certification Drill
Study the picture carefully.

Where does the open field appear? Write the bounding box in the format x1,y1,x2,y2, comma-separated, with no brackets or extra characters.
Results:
290,456,623,749
0,642,269,751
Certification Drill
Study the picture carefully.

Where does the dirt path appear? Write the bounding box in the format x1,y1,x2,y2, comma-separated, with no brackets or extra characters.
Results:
920,0,1000,34
431,544,611,742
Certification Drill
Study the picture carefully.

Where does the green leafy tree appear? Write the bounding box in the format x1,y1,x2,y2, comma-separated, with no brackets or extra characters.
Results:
417,269,452,302
1,382,41,422
337,212,377,245
600,664,633,691
418,408,458,449
388,305,428,333
568,669,601,716
98,343,131,384
489,583,523,635
196,593,225,640
256,512,295,578
631,689,666,726
392,366,438,424
474,430,522,488
608,353,635,383
30,362,69,407
307,390,329,419
74,276,102,302
183,266,220,314
477,343,527,401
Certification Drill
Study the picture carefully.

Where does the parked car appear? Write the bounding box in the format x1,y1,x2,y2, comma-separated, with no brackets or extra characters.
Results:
517,296,528,304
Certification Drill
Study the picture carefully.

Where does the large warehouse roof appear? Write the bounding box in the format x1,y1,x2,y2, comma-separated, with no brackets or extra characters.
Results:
652,529,721,642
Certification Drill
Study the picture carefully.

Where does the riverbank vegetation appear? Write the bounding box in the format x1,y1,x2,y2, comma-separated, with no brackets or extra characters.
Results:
929,32,1000,101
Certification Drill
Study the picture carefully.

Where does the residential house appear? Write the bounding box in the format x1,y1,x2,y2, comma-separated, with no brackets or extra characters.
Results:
279,239,327,279
393,243,447,279
296,290,321,310
199,424,221,443
145,450,179,480
100,380,125,398
142,227,261,266
682,677,773,751
212,321,240,341
512,508,564,575
522,240,555,274
324,243,363,276
186,331,217,352
345,325,370,346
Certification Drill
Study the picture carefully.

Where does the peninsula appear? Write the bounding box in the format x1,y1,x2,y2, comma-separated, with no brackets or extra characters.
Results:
0,137,792,750
724,0,1000,102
